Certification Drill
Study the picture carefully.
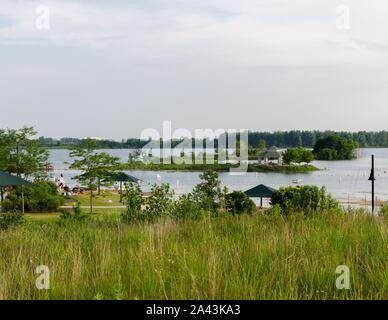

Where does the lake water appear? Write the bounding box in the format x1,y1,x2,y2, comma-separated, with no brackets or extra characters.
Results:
49,148,388,206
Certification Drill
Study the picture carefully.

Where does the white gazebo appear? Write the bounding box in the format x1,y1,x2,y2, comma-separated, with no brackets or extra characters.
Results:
259,146,283,165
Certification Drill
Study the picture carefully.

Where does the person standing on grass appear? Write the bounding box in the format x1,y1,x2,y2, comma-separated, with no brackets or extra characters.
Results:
56,173,65,189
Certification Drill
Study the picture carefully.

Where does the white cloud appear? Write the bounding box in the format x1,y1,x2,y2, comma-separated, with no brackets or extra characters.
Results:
1,0,388,66
2,0,388,138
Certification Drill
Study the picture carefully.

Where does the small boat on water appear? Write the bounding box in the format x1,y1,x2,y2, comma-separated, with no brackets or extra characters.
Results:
292,178,303,184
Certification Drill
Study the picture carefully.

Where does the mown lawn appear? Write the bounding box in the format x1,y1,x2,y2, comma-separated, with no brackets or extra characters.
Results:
1,210,388,299
64,191,123,207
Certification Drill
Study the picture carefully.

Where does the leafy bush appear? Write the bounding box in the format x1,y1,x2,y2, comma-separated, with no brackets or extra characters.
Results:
172,193,206,220
316,148,338,161
122,183,174,223
60,203,88,222
2,195,18,213
283,147,314,164
313,135,357,160
271,185,339,215
265,204,282,216
121,172,231,223
380,204,388,220
192,170,227,213
121,182,144,223
2,181,64,213
225,191,256,215
0,213,24,231
144,184,174,221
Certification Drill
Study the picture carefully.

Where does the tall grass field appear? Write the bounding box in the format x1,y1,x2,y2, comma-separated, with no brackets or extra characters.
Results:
1,211,388,300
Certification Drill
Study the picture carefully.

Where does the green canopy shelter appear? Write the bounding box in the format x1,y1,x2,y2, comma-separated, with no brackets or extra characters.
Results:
109,172,140,183
0,171,32,213
244,184,277,208
105,172,141,202
77,172,140,201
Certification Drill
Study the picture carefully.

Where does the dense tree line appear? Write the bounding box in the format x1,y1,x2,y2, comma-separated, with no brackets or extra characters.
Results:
248,130,388,148
37,137,150,149
36,130,388,149
313,135,358,160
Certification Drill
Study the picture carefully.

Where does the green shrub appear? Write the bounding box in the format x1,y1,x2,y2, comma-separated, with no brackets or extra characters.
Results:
60,203,88,222
0,212,24,231
122,183,174,223
192,170,227,213
225,191,256,215
144,184,174,222
2,181,64,213
121,182,144,223
313,135,357,160
172,193,206,220
380,204,388,220
283,147,314,164
2,195,18,213
266,204,282,216
316,148,338,161
271,185,339,215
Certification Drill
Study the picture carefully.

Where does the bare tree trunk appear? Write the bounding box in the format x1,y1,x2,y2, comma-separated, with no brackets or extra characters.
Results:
21,186,25,214
0,187,4,208
120,181,123,203
90,189,93,214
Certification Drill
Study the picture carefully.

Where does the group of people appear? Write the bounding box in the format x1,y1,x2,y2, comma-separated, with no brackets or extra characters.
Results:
55,174,84,196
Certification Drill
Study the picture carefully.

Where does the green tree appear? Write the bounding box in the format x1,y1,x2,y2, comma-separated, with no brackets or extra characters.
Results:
172,193,204,220
225,191,256,215
0,127,49,178
192,170,227,213
258,139,267,150
144,183,174,221
316,148,338,161
3,181,64,213
96,153,122,195
69,139,120,213
121,182,144,223
248,139,266,157
0,127,49,214
128,149,142,163
271,185,339,215
313,135,357,160
283,147,314,165
283,148,299,164
300,148,314,163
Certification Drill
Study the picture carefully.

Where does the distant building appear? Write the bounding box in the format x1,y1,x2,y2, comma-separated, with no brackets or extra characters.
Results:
259,146,283,165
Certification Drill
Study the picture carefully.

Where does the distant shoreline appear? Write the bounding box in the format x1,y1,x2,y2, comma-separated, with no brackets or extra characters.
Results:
120,162,320,173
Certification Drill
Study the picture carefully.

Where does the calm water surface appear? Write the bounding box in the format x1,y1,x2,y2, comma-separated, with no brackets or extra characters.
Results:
49,148,388,204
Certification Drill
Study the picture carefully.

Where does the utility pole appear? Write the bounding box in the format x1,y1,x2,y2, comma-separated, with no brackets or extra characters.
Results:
368,154,376,213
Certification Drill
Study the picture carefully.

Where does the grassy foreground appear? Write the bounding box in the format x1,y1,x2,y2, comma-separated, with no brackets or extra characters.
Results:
1,211,388,300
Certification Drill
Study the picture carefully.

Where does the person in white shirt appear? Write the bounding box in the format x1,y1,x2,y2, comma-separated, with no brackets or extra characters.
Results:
56,174,65,189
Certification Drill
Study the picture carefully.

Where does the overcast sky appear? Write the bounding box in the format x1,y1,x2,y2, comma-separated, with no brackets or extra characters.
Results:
1,0,388,140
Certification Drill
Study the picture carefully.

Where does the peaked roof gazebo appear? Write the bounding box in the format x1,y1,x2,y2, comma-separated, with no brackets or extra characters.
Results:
260,146,283,165
105,172,141,202
244,184,277,208
108,172,140,183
